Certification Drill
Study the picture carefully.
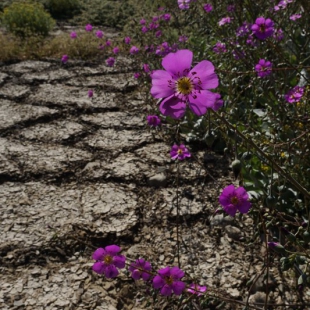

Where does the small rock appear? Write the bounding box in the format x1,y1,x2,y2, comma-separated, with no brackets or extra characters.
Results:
147,172,167,187
249,291,266,304
225,225,243,240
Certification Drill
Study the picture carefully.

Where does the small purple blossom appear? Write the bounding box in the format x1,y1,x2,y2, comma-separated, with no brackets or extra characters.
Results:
149,22,159,30
227,4,235,12
179,35,188,43
236,22,252,37
153,266,185,296
273,28,284,41
85,24,93,32
155,30,162,38
141,26,149,33
140,19,146,25
92,245,126,278
105,40,111,47
143,64,150,73
290,14,301,21
203,3,212,12
153,16,159,22
219,17,232,26
124,36,131,44
88,90,93,98
255,59,272,77
170,144,191,160
147,115,161,127
251,17,274,40
274,0,293,11
187,283,207,296
70,31,77,39
134,72,141,79
113,47,120,54
213,42,227,54
162,13,171,21
150,49,219,118
212,93,224,111
96,30,104,39
130,46,139,55
61,54,68,64
106,57,115,67
219,184,252,217
178,0,190,10
129,258,152,281
155,42,171,56
284,86,304,103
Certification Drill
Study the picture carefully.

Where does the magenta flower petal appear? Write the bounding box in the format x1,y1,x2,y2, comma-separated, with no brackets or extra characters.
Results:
153,275,165,288
190,60,219,89
162,49,193,76
131,270,142,280
170,266,185,279
151,70,175,98
105,245,120,255
104,265,119,278
159,96,186,119
161,285,173,296
188,90,217,116
172,281,186,295
92,262,105,274
92,248,105,260
141,272,151,281
113,255,126,268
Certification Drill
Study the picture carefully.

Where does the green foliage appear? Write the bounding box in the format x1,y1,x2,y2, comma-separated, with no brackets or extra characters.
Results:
43,0,82,19
0,0,55,38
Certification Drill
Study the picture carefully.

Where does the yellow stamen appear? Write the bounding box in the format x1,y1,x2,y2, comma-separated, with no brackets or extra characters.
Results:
165,276,174,285
177,77,193,95
104,255,112,264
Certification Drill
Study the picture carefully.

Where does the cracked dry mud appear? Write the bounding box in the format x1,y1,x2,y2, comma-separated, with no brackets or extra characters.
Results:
0,55,309,310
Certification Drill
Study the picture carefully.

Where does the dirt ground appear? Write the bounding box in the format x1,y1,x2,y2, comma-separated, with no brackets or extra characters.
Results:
1,47,309,309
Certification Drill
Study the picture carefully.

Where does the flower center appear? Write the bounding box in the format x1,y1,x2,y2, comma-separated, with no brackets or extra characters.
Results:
177,149,183,155
259,24,266,33
104,255,113,264
165,276,174,285
177,77,193,95
230,196,239,205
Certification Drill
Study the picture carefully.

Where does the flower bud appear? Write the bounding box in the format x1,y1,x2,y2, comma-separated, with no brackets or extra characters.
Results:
231,159,242,179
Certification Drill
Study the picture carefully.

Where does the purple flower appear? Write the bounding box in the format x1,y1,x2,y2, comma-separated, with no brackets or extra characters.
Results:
178,0,190,10
106,57,115,67
203,3,212,12
105,40,111,47
129,258,152,281
70,31,77,39
170,144,191,160
150,49,219,118
153,266,185,296
219,184,252,217
212,93,224,111
141,26,149,33
124,37,131,44
251,17,274,40
143,64,150,73
179,35,188,43
85,24,93,32
273,28,284,41
213,42,227,54
140,19,146,25
92,245,126,278
130,46,139,55
187,283,207,296
149,22,159,30
284,86,304,103
290,14,301,21
147,115,161,127
162,13,171,21
255,59,272,77
113,47,120,54
236,22,252,37
274,0,293,11
219,17,232,26
155,30,162,38
152,16,159,22
96,30,104,39
61,54,68,64
134,72,141,79
88,89,93,98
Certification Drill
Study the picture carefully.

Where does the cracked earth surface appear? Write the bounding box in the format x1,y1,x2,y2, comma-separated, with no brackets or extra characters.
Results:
0,52,309,310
